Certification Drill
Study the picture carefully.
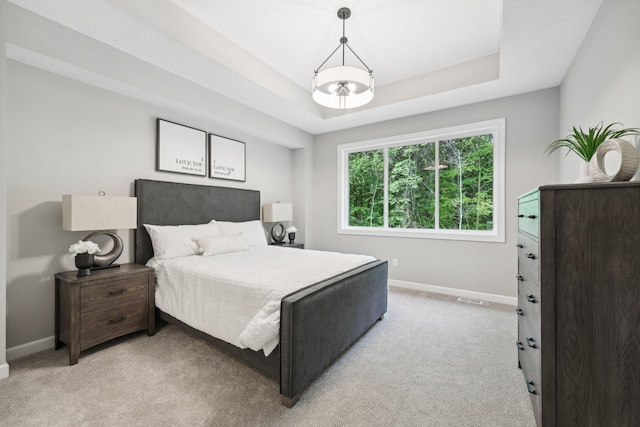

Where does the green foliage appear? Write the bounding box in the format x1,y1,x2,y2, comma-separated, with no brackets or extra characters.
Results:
348,134,494,231
545,122,639,162
349,150,384,226
388,143,436,229
439,135,494,230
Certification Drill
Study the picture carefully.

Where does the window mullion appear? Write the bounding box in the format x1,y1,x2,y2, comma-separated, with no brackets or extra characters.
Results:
383,147,389,229
434,141,440,230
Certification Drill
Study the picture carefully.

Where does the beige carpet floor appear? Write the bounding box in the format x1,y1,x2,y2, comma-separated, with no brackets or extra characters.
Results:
0,287,535,426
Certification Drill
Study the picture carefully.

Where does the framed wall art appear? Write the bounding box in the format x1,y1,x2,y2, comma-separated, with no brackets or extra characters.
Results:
209,134,246,182
156,118,207,176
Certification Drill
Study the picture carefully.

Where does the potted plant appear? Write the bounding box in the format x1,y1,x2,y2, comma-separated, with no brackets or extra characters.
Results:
286,226,297,244
546,122,639,182
69,240,100,277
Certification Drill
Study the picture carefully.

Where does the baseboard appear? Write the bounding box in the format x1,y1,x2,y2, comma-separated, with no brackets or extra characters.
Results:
389,279,517,306
0,362,9,380
6,335,55,362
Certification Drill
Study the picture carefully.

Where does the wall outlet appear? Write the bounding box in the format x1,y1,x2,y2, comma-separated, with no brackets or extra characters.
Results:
392,258,398,267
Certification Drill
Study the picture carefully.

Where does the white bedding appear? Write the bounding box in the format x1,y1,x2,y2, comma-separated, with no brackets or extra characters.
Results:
149,246,376,356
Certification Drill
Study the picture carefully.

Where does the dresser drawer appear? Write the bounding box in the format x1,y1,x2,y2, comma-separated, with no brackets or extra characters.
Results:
518,290,540,351
517,232,540,284
80,299,148,350
518,193,540,238
518,339,542,426
81,275,149,312
518,312,541,362
517,271,541,320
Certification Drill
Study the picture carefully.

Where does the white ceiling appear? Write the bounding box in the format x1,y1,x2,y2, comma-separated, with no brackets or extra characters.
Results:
8,0,602,135
169,0,502,90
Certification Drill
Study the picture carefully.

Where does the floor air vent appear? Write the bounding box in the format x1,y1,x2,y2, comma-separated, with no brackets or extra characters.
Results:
457,297,485,305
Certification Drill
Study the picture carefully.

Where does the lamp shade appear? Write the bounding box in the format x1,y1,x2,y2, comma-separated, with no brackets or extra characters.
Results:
262,203,292,223
312,66,374,109
62,195,137,231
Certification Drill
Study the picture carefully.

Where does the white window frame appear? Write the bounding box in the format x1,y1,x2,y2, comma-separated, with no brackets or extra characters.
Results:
337,118,505,243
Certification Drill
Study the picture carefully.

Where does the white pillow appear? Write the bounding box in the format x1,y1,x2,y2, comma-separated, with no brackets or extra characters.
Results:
144,222,221,260
216,220,267,247
193,234,249,256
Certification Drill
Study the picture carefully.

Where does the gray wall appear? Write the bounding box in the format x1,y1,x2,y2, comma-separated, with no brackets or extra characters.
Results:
5,60,300,351
0,0,9,378
312,89,560,299
558,0,640,182
2,2,315,356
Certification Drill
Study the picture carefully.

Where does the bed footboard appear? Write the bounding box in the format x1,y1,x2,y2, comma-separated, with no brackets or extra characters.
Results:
279,260,388,407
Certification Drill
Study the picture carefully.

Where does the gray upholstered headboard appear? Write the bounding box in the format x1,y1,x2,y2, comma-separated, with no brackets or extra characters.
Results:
134,179,261,265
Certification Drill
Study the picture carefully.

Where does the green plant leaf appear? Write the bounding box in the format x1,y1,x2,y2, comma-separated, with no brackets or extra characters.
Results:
545,122,639,162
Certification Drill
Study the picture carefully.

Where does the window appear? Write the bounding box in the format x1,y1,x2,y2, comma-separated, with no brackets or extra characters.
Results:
338,119,505,242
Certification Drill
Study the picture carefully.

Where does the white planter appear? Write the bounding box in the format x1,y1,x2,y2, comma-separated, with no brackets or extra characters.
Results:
575,162,594,183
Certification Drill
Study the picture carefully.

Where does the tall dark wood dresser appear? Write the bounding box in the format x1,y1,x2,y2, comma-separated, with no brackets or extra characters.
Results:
517,182,640,426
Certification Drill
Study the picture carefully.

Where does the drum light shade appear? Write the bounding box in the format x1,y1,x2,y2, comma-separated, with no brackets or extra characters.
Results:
313,66,374,110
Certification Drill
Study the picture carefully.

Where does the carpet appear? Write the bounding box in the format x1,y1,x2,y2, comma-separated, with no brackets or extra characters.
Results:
0,287,535,426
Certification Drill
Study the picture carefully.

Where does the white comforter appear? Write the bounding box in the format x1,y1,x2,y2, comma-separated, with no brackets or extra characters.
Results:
149,246,376,356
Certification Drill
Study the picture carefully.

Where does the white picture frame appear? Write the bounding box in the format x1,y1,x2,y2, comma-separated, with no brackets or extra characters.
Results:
209,134,246,182
156,119,207,176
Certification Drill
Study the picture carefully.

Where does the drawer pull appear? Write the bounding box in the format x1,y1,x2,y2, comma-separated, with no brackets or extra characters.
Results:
108,289,126,296
526,253,536,260
516,275,524,281
515,308,523,316
526,337,536,348
526,294,537,304
526,380,537,394
516,341,524,350
108,315,126,324
527,215,537,219
515,243,524,248
517,214,524,218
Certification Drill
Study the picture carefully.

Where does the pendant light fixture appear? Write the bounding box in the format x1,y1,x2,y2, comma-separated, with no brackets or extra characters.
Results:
312,7,374,110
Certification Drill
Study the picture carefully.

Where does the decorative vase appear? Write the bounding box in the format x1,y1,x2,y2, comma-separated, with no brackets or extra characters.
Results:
288,232,296,244
75,253,94,278
588,138,639,182
270,223,286,244
575,161,594,184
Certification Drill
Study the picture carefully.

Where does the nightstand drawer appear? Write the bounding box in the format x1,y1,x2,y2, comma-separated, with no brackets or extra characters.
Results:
81,275,148,312
80,298,148,350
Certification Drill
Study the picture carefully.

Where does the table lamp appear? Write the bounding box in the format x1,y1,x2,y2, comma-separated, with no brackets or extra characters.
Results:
62,194,137,271
262,202,292,244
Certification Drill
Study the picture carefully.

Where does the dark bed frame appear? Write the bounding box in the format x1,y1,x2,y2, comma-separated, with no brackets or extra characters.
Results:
134,179,388,407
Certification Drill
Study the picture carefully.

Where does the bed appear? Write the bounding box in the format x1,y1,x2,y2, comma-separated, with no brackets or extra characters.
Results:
134,179,388,407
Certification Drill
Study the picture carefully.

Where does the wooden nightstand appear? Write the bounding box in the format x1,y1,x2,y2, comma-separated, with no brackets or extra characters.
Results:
55,263,155,365
270,242,304,249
